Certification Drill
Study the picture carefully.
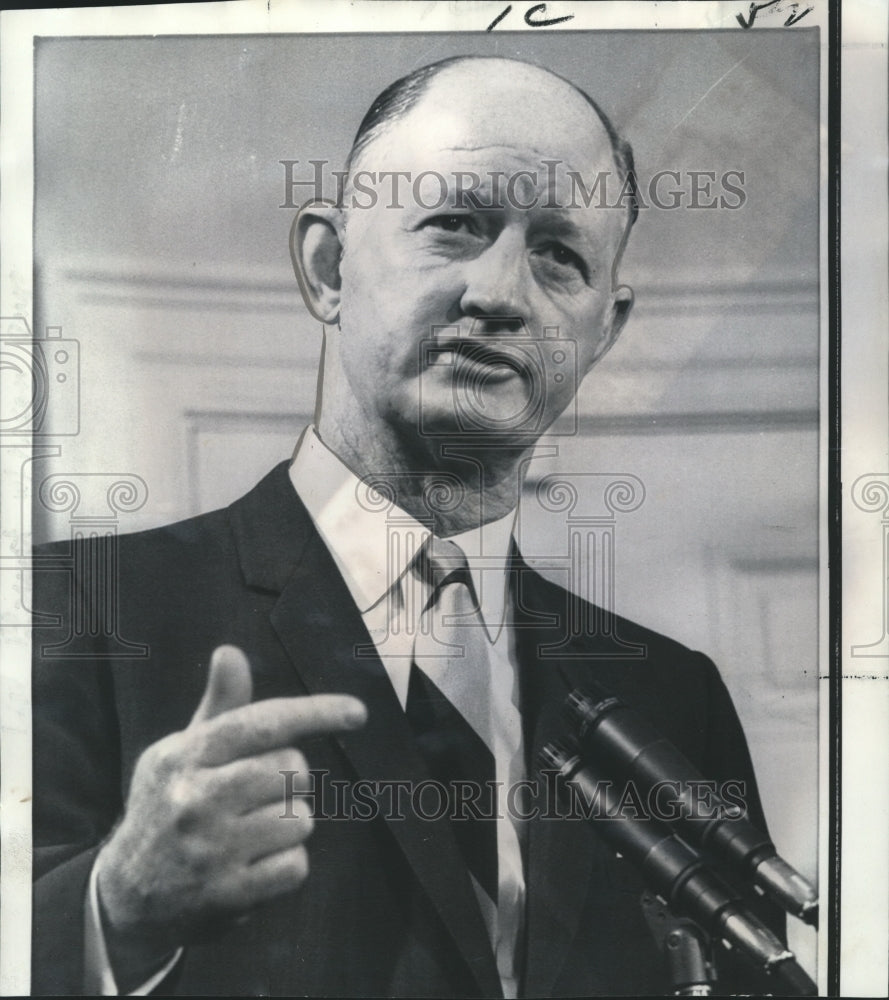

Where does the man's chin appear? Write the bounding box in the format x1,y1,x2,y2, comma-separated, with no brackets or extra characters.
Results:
384,385,550,446
411,377,542,432
414,407,543,443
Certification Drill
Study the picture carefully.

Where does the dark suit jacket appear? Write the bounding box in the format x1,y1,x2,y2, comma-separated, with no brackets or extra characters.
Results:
31,462,782,996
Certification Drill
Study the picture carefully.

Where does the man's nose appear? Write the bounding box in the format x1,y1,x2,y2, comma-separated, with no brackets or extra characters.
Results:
458,231,530,324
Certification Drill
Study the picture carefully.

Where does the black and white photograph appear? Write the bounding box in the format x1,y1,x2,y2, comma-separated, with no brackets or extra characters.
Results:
0,1,885,995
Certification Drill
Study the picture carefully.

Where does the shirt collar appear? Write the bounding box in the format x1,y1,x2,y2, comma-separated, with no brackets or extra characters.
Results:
289,427,516,638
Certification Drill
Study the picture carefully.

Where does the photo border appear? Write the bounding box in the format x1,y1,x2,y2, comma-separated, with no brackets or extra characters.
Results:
1,2,884,995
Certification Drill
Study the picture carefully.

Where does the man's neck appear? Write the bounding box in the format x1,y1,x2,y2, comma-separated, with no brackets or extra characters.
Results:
316,416,530,537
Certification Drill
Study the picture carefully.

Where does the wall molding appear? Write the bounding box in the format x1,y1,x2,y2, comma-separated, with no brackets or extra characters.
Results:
57,259,818,319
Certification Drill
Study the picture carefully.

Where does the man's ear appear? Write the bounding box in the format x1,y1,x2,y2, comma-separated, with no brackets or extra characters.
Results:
289,201,345,324
588,283,634,370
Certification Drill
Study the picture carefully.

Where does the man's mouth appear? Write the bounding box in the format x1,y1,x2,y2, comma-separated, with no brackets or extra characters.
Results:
428,340,534,383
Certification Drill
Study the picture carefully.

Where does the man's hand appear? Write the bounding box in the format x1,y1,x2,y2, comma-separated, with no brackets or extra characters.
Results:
95,645,366,984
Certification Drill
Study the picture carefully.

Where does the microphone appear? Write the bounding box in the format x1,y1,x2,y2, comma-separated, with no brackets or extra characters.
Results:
563,686,818,927
539,740,817,996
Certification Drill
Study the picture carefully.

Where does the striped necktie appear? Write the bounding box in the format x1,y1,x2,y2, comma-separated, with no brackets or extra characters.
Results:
406,537,499,909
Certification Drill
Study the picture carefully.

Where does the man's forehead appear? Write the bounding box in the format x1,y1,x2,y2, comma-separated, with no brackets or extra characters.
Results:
361,60,617,175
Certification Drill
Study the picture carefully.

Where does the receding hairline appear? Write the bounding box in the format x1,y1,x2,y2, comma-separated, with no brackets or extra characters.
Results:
348,55,616,167
342,54,638,229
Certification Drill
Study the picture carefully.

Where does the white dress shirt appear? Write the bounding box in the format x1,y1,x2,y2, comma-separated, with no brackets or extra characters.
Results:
85,427,527,996
290,428,527,997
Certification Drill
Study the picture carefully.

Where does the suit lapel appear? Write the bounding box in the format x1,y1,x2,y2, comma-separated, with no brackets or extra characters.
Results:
512,559,614,998
229,464,503,997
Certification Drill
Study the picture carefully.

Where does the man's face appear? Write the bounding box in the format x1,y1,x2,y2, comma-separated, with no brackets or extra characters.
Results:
332,61,632,446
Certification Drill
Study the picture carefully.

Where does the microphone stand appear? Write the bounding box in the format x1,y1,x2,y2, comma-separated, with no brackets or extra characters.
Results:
640,890,717,997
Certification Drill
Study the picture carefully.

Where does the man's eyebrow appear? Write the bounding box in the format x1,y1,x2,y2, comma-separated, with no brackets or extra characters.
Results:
528,213,587,242
458,189,502,211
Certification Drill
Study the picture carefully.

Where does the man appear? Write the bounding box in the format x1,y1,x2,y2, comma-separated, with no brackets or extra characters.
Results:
32,55,781,995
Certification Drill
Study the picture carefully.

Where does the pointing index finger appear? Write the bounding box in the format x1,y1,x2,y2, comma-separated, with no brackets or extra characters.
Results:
193,694,367,765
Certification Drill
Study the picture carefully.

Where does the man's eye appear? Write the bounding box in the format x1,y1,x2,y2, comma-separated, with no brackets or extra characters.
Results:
425,215,472,233
535,243,588,279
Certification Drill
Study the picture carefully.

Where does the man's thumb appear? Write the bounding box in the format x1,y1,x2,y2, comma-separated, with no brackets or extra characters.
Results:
190,645,253,725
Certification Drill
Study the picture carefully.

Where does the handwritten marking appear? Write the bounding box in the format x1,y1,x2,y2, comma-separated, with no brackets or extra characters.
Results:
524,3,574,27
736,0,813,29
784,4,813,26
486,2,574,31
737,0,781,28
486,4,512,31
